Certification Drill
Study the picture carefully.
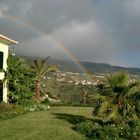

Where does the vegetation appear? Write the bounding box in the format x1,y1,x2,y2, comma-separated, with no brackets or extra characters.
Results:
75,72,140,139
54,59,140,75
31,57,57,101
75,119,140,140
0,53,140,139
7,53,34,104
0,106,92,140
0,102,26,120
0,54,51,120
93,71,140,121
42,74,95,105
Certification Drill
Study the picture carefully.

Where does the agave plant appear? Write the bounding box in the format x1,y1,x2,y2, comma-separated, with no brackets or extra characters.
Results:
93,71,140,121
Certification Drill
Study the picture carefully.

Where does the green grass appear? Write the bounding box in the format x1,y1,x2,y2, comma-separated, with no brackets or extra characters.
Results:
0,106,93,140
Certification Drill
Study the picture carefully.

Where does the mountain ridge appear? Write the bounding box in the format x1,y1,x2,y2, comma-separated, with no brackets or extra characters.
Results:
22,56,140,75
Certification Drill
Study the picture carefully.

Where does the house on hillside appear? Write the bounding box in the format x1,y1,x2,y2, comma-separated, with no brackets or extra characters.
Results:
0,34,18,103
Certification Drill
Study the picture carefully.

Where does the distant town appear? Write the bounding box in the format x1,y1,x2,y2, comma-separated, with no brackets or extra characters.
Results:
46,71,138,86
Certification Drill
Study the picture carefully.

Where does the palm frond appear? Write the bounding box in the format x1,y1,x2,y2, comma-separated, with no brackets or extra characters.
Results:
93,71,140,121
109,105,121,121
107,71,128,88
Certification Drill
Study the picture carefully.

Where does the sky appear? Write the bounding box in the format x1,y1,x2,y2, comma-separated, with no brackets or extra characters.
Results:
0,0,140,68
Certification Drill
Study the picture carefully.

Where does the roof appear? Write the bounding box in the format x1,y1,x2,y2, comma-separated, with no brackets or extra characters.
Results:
0,34,18,45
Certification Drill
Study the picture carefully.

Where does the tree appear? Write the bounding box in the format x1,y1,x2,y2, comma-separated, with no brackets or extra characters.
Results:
93,71,140,121
31,57,57,101
6,53,34,104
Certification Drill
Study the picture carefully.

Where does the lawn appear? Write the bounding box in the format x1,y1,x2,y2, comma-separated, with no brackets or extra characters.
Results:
0,106,93,140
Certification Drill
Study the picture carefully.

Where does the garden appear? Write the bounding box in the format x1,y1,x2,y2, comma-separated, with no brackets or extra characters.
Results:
0,54,140,140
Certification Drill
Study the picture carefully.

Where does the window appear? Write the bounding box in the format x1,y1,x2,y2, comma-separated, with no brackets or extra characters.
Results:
0,51,3,69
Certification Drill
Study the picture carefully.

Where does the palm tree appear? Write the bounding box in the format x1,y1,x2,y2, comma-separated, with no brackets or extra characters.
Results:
93,71,139,121
31,57,57,101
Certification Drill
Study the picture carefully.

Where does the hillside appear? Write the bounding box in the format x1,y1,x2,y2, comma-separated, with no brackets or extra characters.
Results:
81,61,140,75
22,56,140,75
57,59,140,75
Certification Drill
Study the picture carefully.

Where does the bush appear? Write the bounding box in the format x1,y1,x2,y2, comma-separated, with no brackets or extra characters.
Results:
7,54,35,104
0,102,26,120
0,100,50,120
41,98,50,105
118,120,140,140
75,119,140,140
75,120,119,139
20,100,50,112
0,102,10,112
23,104,50,112
75,120,94,137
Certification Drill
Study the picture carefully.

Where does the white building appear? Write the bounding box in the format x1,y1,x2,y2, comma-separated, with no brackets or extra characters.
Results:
0,34,18,103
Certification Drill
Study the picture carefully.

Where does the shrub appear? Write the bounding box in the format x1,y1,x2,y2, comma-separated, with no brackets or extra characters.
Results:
41,98,50,105
75,120,119,139
118,120,140,140
20,100,50,112
75,120,94,137
7,54,35,104
0,102,10,112
23,104,50,112
75,119,140,140
0,100,50,120
0,103,26,120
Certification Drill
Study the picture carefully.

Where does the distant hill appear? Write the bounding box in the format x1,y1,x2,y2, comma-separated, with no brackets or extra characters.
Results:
22,56,140,75
59,60,140,75
81,61,140,75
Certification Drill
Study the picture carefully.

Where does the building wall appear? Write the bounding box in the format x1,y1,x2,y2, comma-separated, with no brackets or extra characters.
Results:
0,42,8,103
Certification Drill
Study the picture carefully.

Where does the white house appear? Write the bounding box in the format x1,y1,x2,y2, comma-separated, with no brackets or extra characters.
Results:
0,34,18,103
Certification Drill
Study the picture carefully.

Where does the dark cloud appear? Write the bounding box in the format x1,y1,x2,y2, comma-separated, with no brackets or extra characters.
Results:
0,0,140,67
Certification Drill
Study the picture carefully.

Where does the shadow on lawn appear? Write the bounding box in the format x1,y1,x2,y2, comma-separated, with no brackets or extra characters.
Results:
53,113,89,125
53,113,111,126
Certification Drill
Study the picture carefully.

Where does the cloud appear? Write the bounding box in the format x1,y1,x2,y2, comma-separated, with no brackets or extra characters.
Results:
0,3,9,17
0,0,140,67
15,35,71,60
51,20,118,63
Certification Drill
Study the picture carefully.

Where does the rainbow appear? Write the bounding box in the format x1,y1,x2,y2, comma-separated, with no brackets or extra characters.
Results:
1,13,88,73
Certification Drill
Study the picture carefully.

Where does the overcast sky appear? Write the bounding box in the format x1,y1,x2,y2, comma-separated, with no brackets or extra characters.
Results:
0,0,140,68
